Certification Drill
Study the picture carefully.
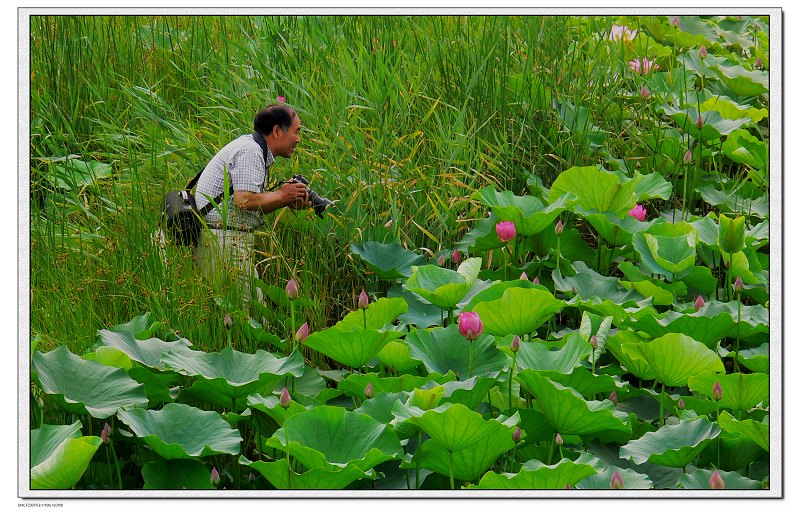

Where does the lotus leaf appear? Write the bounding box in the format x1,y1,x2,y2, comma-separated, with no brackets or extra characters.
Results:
677,468,763,490
718,213,746,254
141,459,215,489
713,63,769,96
458,213,507,252
717,410,769,452
604,330,657,381
350,241,426,279
688,370,769,411
388,283,443,328
722,130,767,170
469,287,565,337
108,312,165,340
615,170,674,203
247,393,307,425
538,368,626,399
619,417,720,467
335,297,408,331
303,325,404,370
240,456,373,489
553,261,644,305
511,333,592,374
580,210,655,247
337,371,455,400
632,221,698,281
696,184,769,219
85,345,133,370
701,432,766,471
624,305,734,348
434,375,497,410
117,403,242,459
548,165,638,217
462,279,537,310
632,333,724,387
405,325,508,377
97,329,196,369
479,186,569,236
575,466,653,490
406,402,509,453
721,343,769,374
516,371,631,436
699,97,768,124
267,406,403,472
31,422,103,490
355,392,410,424
376,340,422,374
474,458,597,489
662,106,751,141
32,346,149,419
405,257,482,309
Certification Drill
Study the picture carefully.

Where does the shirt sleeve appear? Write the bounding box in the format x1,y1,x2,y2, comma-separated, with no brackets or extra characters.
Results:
230,145,267,193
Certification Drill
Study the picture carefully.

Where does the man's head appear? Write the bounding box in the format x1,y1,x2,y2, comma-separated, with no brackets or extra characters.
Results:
254,104,301,158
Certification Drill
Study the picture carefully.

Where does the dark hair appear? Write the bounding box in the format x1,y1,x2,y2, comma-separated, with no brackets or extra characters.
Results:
253,104,297,135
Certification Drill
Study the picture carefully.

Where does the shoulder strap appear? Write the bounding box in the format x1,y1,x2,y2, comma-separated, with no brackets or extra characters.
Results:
252,131,271,164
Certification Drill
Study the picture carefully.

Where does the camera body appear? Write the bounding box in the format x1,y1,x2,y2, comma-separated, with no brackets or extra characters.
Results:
291,174,334,218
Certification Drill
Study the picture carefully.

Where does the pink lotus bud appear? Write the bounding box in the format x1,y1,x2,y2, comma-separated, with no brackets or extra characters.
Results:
709,469,725,490
609,391,619,406
565,483,572,489
694,295,705,309
733,276,744,294
712,381,723,402
555,219,564,235
641,85,650,98
458,311,483,341
572,286,578,296
555,433,564,446
512,426,522,443
295,322,309,343
285,277,298,299
737,16,743,21
628,204,647,222
452,249,461,263
684,149,692,164
364,382,374,399
101,423,111,444
223,313,233,330
610,470,625,490
248,473,255,482
755,57,762,68
280,387,292,409
677,398,685,410
210,467,221,486
277,95,286,103
519,271,529,281
699,45,708,59
510,335,521,353
437,254,446,266
496,221,517,243
697,115,704,129
358,289,370,309
671,16,680,27
532,277,540,285
590,335,599,350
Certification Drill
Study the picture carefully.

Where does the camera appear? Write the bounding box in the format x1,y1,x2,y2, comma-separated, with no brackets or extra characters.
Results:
291,174,334,218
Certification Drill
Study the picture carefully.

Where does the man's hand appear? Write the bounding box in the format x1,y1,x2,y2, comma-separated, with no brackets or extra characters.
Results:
280,181,311,210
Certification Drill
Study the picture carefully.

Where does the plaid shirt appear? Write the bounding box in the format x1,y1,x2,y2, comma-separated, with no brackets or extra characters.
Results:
195,134,275,230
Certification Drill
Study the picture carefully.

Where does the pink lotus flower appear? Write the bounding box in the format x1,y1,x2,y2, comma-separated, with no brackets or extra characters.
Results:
755,57,763,68
697,115,704,129
699,45,708,59
364,382,374,399
437,254,446,266
695,295,706,309
609,24,638,42
285,277,298,299
510,335,521,353
277,95,286,103
458,311,483,341
100,422,112,444
712,381,723,402
590,335,599,350
629,204,647,221
671,16,680,27
555,219,564,235
210,467,221,486
295,322,309,343
684,149,693,164
709,469,726,490
358,289,370,309
555,433,564,446
629,57,659,75
512,426,522,443
641,85,650,98
610,470,625,489
677,398,685,410
452,249,462,264
496,221,516,243
733,276,744,294
280,387,292,409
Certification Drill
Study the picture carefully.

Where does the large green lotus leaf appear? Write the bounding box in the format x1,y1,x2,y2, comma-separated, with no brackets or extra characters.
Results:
117,403,242,459
84,345,133,370
702,432,766,472
96,329,196,369
722,130,767,170
549,165,638,216
512,333,592,374
405,403,507,453
580,210,655,247
240,456,372,489
718,213,747,255
632,221,698,281
696,184,769,219
462,280,537,310
571,451,654,490
679,265,718,299
141,459,215,490
266,405,402,472
479,186,569,236
474,458,597,489
722,343,769,374
350,241,426,279
677,468,763,490
469,287,565,337
717,410,769,452
616,170,674,203
619,417,721,468
435,375,498,411
624,305,735,348
246,393,307,426
127,366,180,406
336,297,408,331
355,392,410,424
376,340,422,374
303,326,404,369
108,312,165,340
404,257,482,310
337,371,455,400
414,418,517,482
619,278,675,306
581,298,657,328
388,283,443,328
688,371,769,411
537,368,626,399
713,63,769,96
458,213,506,253
516,371,630,436
405,325,508,378
604,330,656,380
553,262,643,305
32,346,149,419
699,96,768,124
662,106,751,141
633,333,724,387
31,425,103,490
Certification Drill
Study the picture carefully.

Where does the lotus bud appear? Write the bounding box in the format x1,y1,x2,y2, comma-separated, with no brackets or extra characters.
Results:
755,57,762,68
512,426,522,443
555,433,564,446
510,335,521,353
532,277,540,285
610,470,625,490
519,271,529,281
210,467,221,486
684,148,692,164
458,311,483,341
590,335,599,350
628,204,647,221
677,398,686,410
737,16,743,21
572,286,578,296
555,219,564,235
452,248,462,263
496,221,517,243
358,289,370,309
640,85,650,98
699,45,708,59
695,295,706,309
733,276,744,295
709,469,726,490
285,277,298,299
437,253,446,266
671,16,679,27
248,473,255,483
35,395,44,411
280,387,291,409
295,322,309,343
696,115,704,129
365,382,374,399
223,313,233,330
609,390,619,406
277,95,286,103
565,483,572,489
712,381,723,402
100,423,111,444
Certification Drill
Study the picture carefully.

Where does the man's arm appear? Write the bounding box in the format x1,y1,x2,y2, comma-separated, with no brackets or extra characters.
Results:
233,181,310,215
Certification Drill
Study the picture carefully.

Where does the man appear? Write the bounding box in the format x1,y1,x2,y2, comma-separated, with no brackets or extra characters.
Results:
194,104,310,306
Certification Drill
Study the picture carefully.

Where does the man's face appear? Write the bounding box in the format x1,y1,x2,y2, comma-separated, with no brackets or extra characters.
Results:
274,115,302,158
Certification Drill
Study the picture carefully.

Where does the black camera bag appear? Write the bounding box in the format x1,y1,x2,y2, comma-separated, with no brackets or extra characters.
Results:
163,170,233,247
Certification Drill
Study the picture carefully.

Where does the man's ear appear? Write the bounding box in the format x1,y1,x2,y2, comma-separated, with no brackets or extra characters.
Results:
272,125,283,138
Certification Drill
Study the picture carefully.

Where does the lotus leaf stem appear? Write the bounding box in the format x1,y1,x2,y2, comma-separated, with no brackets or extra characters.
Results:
508,353,517,412
286,423,292,490
468,341,473,379
659,382,665,427
449,450,455,490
